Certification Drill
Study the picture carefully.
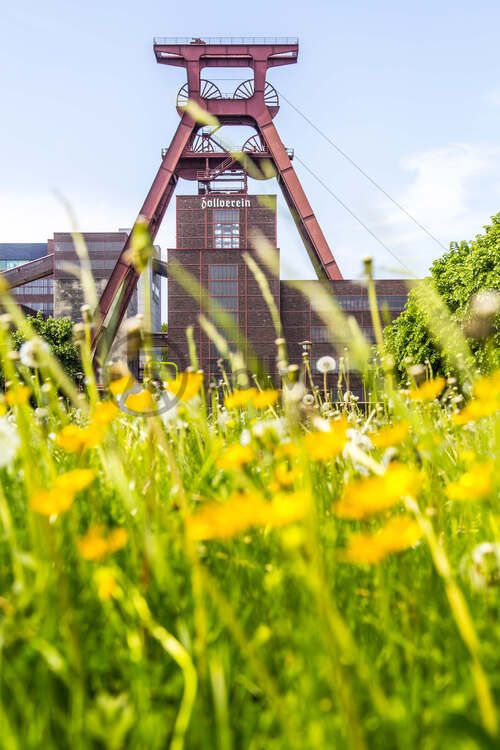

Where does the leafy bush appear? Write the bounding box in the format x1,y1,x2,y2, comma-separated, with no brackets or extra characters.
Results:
10,312,81,381
385,213,500,378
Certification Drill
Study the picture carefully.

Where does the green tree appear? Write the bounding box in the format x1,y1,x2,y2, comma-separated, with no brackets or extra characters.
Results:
11,313,82,381
385,213,500,378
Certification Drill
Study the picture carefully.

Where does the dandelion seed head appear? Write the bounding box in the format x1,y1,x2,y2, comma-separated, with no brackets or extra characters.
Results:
316,356,336,374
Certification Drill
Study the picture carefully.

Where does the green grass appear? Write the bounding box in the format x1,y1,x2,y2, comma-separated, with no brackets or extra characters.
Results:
0,266,498,750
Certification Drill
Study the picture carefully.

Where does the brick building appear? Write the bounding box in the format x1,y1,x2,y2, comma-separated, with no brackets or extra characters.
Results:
168,192,408,386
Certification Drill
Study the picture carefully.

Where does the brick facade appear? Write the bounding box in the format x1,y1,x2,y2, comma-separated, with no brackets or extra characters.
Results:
168,192,410,391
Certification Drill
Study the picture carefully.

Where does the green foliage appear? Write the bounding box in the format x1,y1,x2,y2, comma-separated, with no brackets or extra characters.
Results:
386,214,500,378
0,269,499,749
11,313,81,381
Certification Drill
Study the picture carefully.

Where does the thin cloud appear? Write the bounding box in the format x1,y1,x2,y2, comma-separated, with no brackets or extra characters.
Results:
484,90,500,107
376,142,500,256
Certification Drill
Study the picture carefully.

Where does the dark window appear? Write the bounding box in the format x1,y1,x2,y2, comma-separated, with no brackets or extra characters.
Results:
208,264,239,318
12,278,54,295
209,280,238,296
311,325,330,343
378,295,407,310
208,264,237,281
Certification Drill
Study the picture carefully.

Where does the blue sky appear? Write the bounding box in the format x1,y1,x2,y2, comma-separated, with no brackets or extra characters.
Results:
1,0,499,287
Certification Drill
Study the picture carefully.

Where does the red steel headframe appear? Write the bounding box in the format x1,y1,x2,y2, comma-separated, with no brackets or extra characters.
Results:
92,37,342,364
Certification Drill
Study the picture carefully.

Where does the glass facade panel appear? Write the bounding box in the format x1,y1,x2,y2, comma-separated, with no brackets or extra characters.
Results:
208,264,238,320
13,279,54,295
212,208,240,249
208,265,238,280
311,325,330,343
0,260,26,270
25,302,53,315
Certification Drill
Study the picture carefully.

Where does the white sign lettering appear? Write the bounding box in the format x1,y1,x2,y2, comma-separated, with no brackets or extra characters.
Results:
201,197,251,210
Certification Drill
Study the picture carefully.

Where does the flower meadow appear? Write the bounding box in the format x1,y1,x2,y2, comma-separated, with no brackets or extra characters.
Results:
0,261,499,750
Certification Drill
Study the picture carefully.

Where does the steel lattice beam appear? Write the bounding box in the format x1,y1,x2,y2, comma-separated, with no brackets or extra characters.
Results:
91,37,342,365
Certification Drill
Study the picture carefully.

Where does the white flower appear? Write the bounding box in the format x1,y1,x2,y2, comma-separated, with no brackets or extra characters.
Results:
316,356,336,374
302,393,315,406
0,417,20,467
461,542,500,590
346,428,373,451
252,418,286,439
240,429,252,446
19,338,50,368
217,409,231,428
282,382,306,404
343,390,359,403
160,401,179,426
311,417,331,432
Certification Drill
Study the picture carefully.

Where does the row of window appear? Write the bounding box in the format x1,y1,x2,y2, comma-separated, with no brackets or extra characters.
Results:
54,259,119,271
311,325,375,343
208,264,238,280
212,209,239,223
0,259,28,270
178,209,242,249
208,263,239,318
320,295,407,311
25,302,54,314
12,279,54,294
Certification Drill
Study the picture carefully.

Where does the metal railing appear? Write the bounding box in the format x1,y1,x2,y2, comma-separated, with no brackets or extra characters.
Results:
153,37,298,46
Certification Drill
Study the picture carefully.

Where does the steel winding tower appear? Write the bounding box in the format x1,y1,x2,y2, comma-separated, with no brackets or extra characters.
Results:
92,36,343,361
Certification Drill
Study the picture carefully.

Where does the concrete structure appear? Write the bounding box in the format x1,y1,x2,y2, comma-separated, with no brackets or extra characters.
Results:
0,244,54,315
0,233,163,332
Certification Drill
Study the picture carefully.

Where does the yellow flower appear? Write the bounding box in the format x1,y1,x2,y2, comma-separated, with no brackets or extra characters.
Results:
109,374,135,396
216,443,254,470
92,400,118,426
78,525,128,561
225,388,258,410
124,389,156,413
342,516,422,564
377,516,422,552
54,468,96,494
453,373,500,424
335,463,422,519
303,417,349,461
341,531,388,564
275,463,301,487
30,488,74,516
371,422,409,449
93,567,118,600
29,469,96,517
252,390,279,409
458,449,476,464
445,462,494,501
55,424,104,452
187,493,265,540
5,385,31,406
275,442,300,459
167,371,203,401
408,377,446,402
186,489,310,541
264,490,311,528
473,370,500,401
